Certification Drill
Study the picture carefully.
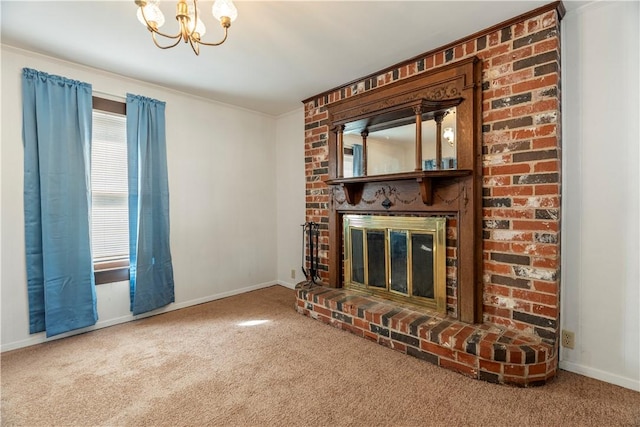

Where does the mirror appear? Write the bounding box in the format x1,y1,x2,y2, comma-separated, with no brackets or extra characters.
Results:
343,128,415,176
342,137,358,178
422,108,457,170
340,107,457,177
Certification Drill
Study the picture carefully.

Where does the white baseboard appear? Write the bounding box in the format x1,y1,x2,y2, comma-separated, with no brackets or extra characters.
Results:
276,280,297,290
169,280,280,310
1,280,281,353
560,360,640,392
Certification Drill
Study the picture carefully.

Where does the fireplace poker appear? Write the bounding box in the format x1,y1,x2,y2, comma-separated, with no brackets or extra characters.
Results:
298,222,321,289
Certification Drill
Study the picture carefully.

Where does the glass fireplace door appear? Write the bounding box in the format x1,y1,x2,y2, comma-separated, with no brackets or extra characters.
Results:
344,215,447,313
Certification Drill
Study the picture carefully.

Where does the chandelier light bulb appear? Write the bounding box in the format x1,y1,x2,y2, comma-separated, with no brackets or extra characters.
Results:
191,17,207,37
443,127,455,146
137,1,165,28
212,0,238,23
187,4,207,37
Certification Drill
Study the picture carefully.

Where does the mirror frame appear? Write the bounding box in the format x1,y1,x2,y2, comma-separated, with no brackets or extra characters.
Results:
337,98,463,177
324,56,484,324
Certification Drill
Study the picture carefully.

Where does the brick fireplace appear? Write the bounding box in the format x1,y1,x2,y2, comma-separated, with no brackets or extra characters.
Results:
297,2,564,386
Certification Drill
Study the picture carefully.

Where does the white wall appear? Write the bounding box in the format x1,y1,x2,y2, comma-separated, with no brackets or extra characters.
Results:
367,137,414,175
561,1,640,391
1,46,278,350
275,108,305,288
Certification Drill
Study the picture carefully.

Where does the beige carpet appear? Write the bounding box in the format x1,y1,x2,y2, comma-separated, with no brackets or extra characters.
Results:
1,285,638,426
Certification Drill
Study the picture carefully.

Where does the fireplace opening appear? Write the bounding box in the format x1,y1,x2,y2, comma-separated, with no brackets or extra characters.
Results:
344,215,447,313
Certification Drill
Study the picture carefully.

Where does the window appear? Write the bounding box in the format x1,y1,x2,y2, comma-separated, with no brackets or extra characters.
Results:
91,97,129,284
343,146,354,178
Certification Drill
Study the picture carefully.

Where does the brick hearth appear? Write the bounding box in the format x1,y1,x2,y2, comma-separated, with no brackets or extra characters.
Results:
296,286,556,386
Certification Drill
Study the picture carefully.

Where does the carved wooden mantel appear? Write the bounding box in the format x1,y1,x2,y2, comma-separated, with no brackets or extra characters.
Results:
325,56,483,323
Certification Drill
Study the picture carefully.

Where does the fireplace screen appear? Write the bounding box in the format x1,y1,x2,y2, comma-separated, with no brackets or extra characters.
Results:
344,215,446,313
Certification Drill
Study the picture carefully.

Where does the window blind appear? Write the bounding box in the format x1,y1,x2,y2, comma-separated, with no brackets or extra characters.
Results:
91,110,129,267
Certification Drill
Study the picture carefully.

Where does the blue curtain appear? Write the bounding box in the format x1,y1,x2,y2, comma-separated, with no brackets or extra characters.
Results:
352,144,363,177
126,94,175,315
22,68,97,337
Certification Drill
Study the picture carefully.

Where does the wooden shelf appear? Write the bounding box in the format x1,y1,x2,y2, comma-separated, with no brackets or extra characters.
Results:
326,169,472,205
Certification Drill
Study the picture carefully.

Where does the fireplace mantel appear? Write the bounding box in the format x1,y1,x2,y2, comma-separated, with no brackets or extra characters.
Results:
326,169,472,205
323,57,483,324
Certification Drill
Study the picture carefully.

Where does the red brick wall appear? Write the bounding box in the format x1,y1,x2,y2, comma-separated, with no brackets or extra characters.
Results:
304,6,561,344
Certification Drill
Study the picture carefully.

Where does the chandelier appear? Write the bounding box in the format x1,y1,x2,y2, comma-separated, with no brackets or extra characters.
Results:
134,0,238,55
443,127,455,147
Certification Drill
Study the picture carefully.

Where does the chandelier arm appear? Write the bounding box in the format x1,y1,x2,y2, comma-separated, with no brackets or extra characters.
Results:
188,37,201,56
149,28,182,41
151,31,184,50
196,26,229,47
149,27,185,41
139,5,183,40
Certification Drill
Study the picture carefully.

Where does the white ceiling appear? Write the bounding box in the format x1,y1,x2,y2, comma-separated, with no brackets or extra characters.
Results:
1,1,567,116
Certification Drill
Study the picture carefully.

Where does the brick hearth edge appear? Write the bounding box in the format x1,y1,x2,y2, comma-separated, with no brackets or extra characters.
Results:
297,286,556,386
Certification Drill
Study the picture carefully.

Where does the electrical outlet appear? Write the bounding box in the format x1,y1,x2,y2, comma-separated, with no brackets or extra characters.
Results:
561,329,575,349
290,269,296,280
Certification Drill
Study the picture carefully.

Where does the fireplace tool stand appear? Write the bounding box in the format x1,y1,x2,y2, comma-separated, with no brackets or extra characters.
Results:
296,221,325,289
